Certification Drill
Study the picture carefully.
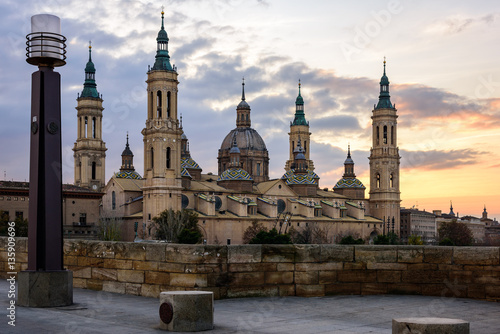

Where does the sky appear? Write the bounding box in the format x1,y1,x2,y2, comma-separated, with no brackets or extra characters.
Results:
0,0,499,221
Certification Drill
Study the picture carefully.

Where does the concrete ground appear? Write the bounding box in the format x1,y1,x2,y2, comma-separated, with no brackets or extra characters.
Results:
1,280,499,333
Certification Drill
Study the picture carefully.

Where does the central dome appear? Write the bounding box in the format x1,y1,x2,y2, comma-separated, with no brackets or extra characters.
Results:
220,127,267,152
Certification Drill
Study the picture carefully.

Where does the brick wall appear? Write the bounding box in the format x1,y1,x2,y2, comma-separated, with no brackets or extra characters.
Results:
1,237,499,301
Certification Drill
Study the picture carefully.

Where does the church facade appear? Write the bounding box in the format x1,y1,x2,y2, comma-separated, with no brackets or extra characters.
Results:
95,11,401,243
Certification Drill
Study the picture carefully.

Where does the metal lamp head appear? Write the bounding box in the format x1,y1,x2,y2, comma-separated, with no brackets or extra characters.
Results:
26,14,67,67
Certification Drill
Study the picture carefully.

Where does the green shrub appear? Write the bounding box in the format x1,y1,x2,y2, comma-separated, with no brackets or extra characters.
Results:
339,235,364,245
249,228,292,244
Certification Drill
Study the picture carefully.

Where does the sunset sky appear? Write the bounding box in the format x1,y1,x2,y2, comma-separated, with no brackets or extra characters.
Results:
1,0,499,221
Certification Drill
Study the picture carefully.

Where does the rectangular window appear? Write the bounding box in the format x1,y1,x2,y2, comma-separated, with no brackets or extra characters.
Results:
256,163,261,176
79,213,87,225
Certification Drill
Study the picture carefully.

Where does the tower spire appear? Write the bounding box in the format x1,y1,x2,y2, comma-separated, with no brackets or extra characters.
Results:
152,8,173,71
80,41,99,98
375,57,393,109
292,79,307,125
241,77,246,101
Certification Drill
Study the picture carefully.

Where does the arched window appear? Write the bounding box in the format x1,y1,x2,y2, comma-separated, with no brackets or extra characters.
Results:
304,141,307,153
292,141,295,152
376,174,380,188
376,126,379,145
167,91,171,118
166,147,171,169
390,174,394,188
391,126,394,145
78,161,82,181
156,91,162,118
112,191,116,210
84,117,88,138
92,117,96,138
150,147,154,169
91,162,96,180
149,91,153,119
383,125,388,144
246,114,249,122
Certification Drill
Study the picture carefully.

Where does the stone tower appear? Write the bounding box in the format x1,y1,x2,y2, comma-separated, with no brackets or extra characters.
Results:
142,10,182,223
285,81,314,171
73,43,107,191
120,133,134,173
369,60,401,233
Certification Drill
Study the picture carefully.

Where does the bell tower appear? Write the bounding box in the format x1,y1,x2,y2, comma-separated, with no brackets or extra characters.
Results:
285,80,314,171
142,10,182,224
73,42,107,191
369,59,401,233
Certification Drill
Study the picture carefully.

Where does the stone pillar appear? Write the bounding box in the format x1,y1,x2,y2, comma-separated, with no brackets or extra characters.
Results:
159,291,214,332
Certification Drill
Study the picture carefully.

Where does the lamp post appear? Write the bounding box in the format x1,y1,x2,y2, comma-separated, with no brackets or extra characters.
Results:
18,14,73,307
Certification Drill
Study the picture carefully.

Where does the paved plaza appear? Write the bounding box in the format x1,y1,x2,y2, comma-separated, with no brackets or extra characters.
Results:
1,280,499,333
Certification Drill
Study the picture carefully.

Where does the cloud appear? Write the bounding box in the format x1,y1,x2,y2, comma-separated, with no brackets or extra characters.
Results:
401,149,485,171
425,14,499,35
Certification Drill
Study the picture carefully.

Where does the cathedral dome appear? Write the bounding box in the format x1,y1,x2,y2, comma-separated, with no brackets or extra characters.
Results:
220,128,267,152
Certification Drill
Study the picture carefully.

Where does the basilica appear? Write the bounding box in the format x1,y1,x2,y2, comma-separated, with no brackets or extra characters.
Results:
74,11,401,244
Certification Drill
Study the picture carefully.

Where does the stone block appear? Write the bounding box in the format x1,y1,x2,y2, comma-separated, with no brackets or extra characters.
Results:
424,247,453,264
362,283,387,295
87,241,119,259
73,266,91,279
295,244,321,262
338,270,377,283
228,263,276,272
145,271,170,285
102,281,126,294
126,283,142,295
141,283,160,298
63,240,87,256
319,270,337,284
207,273,229,287
166,244,225,264
295,271,319,284
420,284,448,297
295,262,342,271
473,271,500,284
133,260,158,271
448,271,473,284
265,271,294,285
117,269,144,283
87,279,104,291
296,284,325,297
367,263,407,270
146,243,167,261
343,262,366,270
228,245,261,263
92,268,118,281
377,270,402,283
64,255,78,266
321,245,354,262
170,273,208,288
277,263,294,271
325,283,361,295
103,258,133,269
355,246,397,263
15,238,28,253
18,270,73,307
185,263,227,274
397,247,424,263
387,283,421,295
261,244,295,263
158,262,185,273
407,263,439,270
402,270,448,284
453,247,500,265
467,284,485,299
72,277,87,288
392,317,469,334
279,284,296,296
227,286,278,298
77,256,104,267
114,243,146,261
228,272,265,286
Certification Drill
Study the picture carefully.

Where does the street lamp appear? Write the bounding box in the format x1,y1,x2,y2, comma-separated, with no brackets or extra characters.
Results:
18,14,72,307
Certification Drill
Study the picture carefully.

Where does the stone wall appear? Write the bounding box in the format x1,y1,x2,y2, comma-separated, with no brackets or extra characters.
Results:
1,237,499,301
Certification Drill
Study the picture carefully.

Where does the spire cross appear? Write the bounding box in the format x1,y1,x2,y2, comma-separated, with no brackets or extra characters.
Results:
161,6,165,29
88,40,92,61
180,113,183,128
383,56,386,75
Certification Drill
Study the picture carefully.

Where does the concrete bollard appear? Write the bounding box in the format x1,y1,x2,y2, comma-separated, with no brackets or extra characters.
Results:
159,291,214,332
392,317,469,334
